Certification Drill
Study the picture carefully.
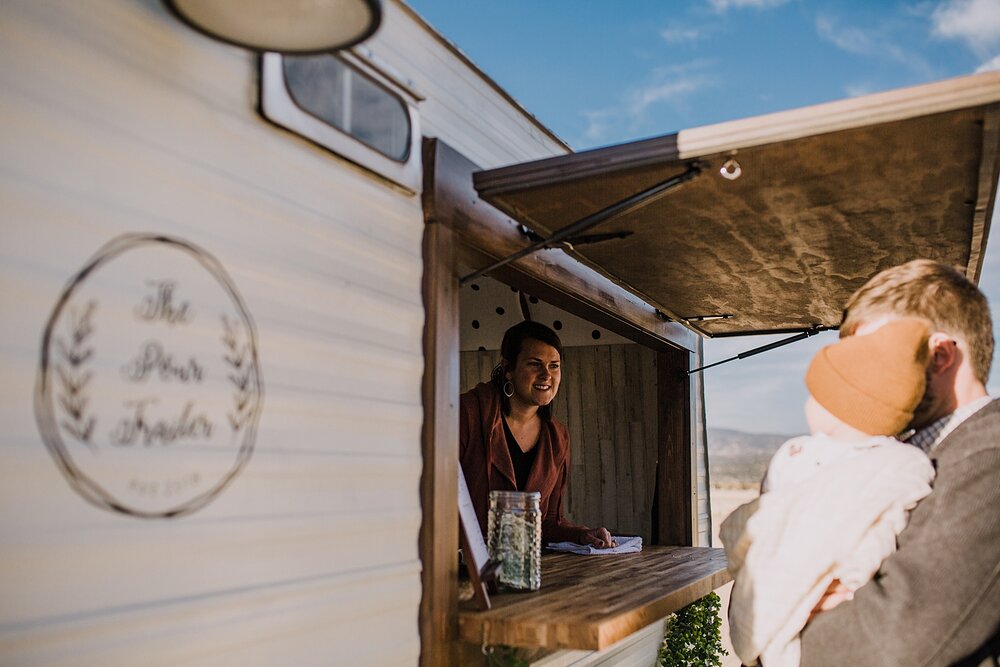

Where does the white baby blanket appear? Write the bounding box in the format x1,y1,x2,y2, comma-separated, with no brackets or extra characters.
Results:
720,434,934,667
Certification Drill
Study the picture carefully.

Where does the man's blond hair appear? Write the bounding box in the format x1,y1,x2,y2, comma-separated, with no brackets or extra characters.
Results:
840,259,993,384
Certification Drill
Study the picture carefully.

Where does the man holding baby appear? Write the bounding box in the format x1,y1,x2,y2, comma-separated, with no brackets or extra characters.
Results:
799,259,1000,666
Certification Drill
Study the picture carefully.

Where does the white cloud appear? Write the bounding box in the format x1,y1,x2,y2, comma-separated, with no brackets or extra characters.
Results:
816,16,877,55
581,109,616,144
627,78,703,117
844,82,877,97
932,0,1000,56
977,53,1000,70
708,0,792,12
661,25,708,43
580,64,712,145
816,15,933,76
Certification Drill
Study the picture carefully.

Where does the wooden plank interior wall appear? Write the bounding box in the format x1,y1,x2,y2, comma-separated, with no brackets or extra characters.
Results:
459,344,660,542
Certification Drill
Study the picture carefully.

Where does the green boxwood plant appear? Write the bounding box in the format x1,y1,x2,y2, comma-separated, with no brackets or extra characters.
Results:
658,592,728,667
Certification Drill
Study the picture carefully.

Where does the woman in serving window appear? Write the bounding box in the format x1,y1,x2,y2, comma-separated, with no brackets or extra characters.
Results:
460,320,614,547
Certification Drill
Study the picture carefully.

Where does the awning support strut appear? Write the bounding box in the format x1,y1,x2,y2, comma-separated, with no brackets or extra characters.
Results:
687,325,833,375
460,161,705,286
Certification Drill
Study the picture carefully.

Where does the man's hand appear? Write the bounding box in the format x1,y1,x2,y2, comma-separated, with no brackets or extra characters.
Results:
808,579,853,622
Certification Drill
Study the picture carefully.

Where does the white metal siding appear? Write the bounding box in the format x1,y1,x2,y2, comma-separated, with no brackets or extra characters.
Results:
0,1,702,665
1,1,423,664
531,620,666,667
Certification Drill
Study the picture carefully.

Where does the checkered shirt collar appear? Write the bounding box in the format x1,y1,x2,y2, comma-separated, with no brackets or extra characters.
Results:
907,395,994,453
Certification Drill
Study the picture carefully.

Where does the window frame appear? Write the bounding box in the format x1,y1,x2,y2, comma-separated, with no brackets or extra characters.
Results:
419,137,704,664
260,51,422,194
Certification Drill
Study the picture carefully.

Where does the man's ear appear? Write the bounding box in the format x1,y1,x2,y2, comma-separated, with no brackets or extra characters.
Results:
928,332,960,376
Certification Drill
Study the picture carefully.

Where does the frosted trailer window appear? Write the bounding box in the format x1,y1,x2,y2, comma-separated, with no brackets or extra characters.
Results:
282,55,410,162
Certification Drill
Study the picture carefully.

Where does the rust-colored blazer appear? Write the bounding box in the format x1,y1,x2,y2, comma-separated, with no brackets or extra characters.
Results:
460,381,590,544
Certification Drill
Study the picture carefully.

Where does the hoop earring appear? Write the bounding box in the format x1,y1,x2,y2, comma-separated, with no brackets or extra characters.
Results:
503,381,514,398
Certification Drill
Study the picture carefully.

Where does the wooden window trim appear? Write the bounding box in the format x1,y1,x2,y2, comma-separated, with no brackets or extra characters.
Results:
656,348,695,546
419,219,460,666
419,137,701,663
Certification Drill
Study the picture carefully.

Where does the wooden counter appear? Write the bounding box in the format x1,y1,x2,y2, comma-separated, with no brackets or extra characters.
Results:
458,546,732,651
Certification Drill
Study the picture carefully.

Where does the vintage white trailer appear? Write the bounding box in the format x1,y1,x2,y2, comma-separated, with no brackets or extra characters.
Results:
2,1,998,666
0,1,709,665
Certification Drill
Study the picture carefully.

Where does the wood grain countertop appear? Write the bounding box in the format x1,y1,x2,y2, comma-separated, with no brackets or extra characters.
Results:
458,545,732,651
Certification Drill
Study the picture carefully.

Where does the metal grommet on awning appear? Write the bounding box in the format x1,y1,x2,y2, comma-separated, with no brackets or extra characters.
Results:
719,158,743,180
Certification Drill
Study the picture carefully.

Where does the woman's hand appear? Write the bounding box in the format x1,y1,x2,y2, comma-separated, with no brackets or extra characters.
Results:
581,527,617,549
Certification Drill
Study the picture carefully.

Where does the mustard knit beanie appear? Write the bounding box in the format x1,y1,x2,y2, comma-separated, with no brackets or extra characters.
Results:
805,318,931,436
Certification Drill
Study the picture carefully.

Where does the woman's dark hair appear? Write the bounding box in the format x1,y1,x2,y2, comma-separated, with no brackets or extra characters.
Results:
490,321,564,419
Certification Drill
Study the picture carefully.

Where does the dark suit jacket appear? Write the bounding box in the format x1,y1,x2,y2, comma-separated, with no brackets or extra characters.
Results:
459,381,590,544
800,400,1000,666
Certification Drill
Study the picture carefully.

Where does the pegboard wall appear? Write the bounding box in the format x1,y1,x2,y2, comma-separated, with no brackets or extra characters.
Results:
459,272,630,351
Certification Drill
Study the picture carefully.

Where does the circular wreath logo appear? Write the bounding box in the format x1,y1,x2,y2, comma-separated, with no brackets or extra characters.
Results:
35,234,263,518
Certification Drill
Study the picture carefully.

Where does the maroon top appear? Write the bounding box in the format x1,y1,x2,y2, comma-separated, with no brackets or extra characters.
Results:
460,381,591,544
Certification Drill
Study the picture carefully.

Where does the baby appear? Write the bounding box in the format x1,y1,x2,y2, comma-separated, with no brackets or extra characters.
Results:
721,318,936,667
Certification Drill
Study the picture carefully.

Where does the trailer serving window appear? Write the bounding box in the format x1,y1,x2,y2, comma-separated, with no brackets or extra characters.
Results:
420,138,725,663
260,51,422,193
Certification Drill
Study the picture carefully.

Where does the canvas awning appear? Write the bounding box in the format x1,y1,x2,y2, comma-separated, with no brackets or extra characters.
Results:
472,71,1000,336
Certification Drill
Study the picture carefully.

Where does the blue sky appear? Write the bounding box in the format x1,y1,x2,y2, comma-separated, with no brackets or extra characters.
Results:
407,0,1000,434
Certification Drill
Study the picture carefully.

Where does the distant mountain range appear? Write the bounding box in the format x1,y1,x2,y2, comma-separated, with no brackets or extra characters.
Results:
707,427,799,489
